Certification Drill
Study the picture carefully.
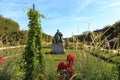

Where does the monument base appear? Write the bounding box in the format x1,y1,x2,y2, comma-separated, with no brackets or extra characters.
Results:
51,43,65,54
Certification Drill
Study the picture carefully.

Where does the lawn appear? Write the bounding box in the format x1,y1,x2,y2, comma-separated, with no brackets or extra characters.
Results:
0,48,119,80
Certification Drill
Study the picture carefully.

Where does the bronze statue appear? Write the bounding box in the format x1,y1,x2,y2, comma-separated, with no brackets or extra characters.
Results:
53,29,63,44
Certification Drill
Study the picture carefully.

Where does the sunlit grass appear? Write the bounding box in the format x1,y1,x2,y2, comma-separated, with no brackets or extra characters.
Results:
0,47,119,80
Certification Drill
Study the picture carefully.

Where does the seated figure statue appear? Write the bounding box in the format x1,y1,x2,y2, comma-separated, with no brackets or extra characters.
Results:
53,29,63,44
51,29,65,54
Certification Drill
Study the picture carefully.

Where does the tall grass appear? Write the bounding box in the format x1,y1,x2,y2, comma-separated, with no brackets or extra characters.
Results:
74,50,118,80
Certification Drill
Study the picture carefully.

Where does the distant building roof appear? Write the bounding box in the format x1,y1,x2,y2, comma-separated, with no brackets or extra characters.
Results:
94,29,103,33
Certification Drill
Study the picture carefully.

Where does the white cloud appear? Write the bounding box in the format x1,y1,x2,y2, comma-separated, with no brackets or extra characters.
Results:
81,0,95,8
104,2,120,8
76,0,96,13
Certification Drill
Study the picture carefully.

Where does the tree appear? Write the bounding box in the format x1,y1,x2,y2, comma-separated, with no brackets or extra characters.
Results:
22,4,45,80
0,15,20,44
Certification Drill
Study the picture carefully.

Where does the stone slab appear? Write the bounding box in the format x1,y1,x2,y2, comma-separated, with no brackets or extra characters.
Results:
51,43,65,54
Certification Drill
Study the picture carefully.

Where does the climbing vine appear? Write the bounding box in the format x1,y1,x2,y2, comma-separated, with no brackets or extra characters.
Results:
21,5,45,80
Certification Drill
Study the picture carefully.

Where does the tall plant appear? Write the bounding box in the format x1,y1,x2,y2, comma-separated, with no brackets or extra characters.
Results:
22,4,45,80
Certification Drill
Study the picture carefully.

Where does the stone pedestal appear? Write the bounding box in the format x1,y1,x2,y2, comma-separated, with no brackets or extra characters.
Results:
51,43,65,54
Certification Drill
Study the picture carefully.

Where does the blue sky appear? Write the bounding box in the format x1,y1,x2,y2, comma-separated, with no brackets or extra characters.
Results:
0,0,120,38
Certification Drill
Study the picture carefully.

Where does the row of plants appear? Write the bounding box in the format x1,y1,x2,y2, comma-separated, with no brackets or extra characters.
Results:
81,42,120,79
84,47,120,64
64,25,120,65
76,50,118,80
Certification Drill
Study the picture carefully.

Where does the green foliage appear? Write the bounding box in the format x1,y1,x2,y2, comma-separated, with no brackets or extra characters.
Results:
0,15,20,35
0,15,52,45
21,7,45,80
65,38,69,48
0,15,20,44
118,34,120,47
42,33,52,42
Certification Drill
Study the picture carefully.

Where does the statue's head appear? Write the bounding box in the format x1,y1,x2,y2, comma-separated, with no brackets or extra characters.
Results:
57,29,59,32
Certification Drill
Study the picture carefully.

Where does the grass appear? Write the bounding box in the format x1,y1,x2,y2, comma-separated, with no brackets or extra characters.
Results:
42,49,118,80
0,48,119,80
75,50,118,80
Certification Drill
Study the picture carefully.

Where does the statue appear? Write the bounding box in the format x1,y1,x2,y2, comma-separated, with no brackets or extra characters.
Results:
53,29,63,44
51,29,65,54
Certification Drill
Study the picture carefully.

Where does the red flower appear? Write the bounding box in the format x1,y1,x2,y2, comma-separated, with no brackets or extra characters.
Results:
64,63,69,69
57,54,75,78
67,54,75,66
0,56,4,63
67,54,75,61
57,61,64,72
